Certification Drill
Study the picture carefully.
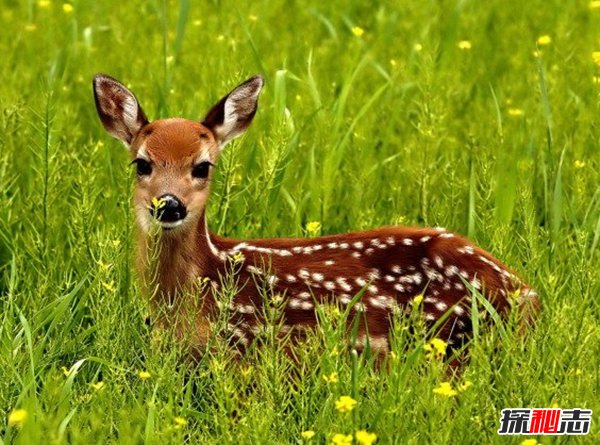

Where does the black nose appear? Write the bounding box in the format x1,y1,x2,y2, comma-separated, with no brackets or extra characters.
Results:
150,194,187,223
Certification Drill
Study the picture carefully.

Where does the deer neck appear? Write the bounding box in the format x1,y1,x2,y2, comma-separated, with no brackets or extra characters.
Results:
137,213,223,309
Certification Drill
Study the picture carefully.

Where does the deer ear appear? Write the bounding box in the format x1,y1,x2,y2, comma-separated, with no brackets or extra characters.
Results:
93,74,149,146
202,75,264,149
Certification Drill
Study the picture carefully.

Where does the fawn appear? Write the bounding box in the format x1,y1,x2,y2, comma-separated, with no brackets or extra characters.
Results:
93,73,539,362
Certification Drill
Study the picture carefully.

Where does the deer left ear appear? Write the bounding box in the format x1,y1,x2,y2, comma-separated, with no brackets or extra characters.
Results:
202,75,264,149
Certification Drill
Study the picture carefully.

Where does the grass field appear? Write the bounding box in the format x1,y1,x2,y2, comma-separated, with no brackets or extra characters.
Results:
1,0,599,443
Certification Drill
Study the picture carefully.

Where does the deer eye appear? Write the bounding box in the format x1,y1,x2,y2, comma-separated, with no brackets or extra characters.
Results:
132,159,152,176
192,161,212,179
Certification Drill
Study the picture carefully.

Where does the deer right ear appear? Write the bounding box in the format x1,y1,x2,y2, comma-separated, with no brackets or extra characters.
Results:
93,74,149,146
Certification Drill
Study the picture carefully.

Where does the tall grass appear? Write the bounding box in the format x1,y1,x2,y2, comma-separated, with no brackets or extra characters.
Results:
0,0,598,443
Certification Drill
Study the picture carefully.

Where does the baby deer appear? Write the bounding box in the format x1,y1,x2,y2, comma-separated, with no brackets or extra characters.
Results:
93,73,539,362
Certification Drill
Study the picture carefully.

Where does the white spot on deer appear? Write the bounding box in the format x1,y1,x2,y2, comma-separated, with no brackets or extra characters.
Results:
393,283,405,292
355,277,367,287
339,242,349,249
301,301,314,310
324,260,335,266
457,319,466,329
298,291,311,299
231,242,248,251
327,242,338,249
246,265,263,275
435,301,448,311
236,304,255,314
324,281,336,291
439,232,454,239
353,241,364,249
470,277,482,290
368,269,380,280
313,245,323,251
391,265,402,274
459,270,469,280
443,282,451,290
365,248,375,255
385,236,396,246
286,274,297,283
420,236,431,243
433,255,444,269
339,294,352,304
367,284,378,294
311,272,324,282
454,282,464,290
454,305,466,316
302,246,314,254
402,238,414,246
370,238,381,247
445,265,459,277
353,302,367,312
276,249,292,257
425,313,436,321
352,252,361,259
369,295,395,310
457,245,475,255
384,275,394,282
292,247,303,254
336,277,352,292
267,275,279,286
298,269,310,279
289,298,312,310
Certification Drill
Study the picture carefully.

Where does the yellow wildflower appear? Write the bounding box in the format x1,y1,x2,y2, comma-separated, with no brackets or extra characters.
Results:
390,59,397,67
508,108,524,117
138,370,151,380
458,380,472,391
248,14,258,22
8,409,28,427
424,338,447,359
537,35,552,46
593,76,600,84
593,51,600,66
62,3,73,13
521,439,540,445
192,19,202,26
151,196,165,211
37,0,51,8
412,294,423,306
323,372,339,384
174,416,187,427
574,160,586,169
306,221,321,234
457,40,472,50
433,381,458,397
351,26,364,37
301,430,316,440
90,381,105,391
335,395,358,413
331,433,353,445
355,430,377,445
590,1,600,9
413,43,423,52
231,251,245,263
575,368,583,375
532,50,542,58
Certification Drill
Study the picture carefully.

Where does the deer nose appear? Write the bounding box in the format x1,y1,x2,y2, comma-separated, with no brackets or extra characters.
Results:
150,194,187,223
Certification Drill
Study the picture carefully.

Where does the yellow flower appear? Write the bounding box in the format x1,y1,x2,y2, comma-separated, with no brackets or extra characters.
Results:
306,221,321,234
90,381,105,390
574,160,586,169
335,395,358,413
231,251,245,263
323,372,339,384
355,430,377,445
61,366,71,377
192,19,202,26
413,43,423,52
508,108,524,117
590,1,600,9
457,40,472,50
37,0,51,8
351,26,364,37
593,75,600,85
25,23,37,32
532,50,542,58
174,416,187,427
138,370,151,380
537,35,552,45
575,368,583,375
331,433,353,445
412,294,423,306
301,430,316,440
424,338,447,359
593,51,600,66
458,380,472,391
521,439,540,445
433,381,458,397
151,196,165,211
62,3,73,13
248,14,258,22
390,59,397,67
8,409,28,427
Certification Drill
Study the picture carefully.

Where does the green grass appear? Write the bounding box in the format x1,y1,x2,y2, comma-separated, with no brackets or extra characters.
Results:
1,0,599,443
